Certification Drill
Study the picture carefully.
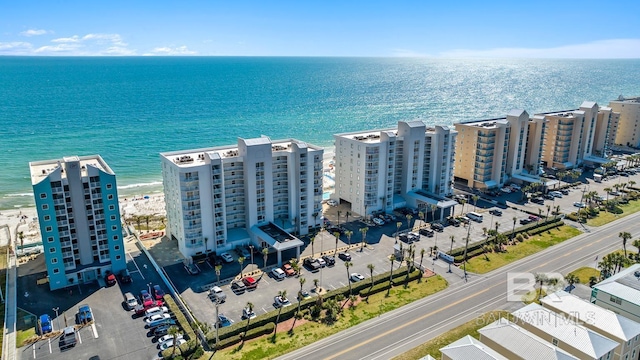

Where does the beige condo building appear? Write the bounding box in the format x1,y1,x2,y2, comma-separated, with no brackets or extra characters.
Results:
609,96,640,148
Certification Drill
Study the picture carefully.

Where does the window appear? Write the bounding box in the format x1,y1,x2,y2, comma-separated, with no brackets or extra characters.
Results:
46,226,52,232
116,255,121,261
111,225,117,231
47,237,54,243
44,215,51,221
110,215,116,221
109,205,115,211
42,204,49,210
51,258,58,264
49,247,56,253
114,245,120,251
106,184,112,189
53,268,59,274
113,235,119,241
107,194,114,200
40,193,47,199
552,338,558,346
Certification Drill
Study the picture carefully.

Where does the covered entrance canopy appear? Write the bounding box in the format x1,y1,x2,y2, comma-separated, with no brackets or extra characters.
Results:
404,190,458,221
250,222,303,266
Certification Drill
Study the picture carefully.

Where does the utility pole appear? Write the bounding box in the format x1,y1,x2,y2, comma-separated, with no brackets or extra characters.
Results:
463,223,472,282
214,298,220,349
53,307,60,331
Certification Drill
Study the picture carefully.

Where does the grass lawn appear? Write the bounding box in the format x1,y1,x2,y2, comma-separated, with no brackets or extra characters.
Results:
16,308,37,348
587,199,640,226
464,226,582,274
392,311,512,360
568,267,600,285
206,275,448,360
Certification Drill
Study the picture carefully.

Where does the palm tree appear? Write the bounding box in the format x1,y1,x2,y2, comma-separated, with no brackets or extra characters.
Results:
511,216,517,241
545,205,551,220
18,231,24,249
313,278,320,293
555,205,560,217
274,290,288,336
564,273,580,293
312,212,319,230
290,258,300,277
262,247,269,268
449,235,455,253
238,256,245,278
215,264,222,284
537,208,543,223
299,276,306,296
310,236,315,258
144,214,152,233
459,198,466,216
633,239,640,258
389,254,396,284
619,231,632,258
333,231,341,255
336,210,342,227
604,187,612,202
534,273,548,300
291,277,306,332
419,248,426,271
472,195,479,212
367,264,375,297
405,214,413,231
418,211,425,228
359,227,368,251
396,221,402,243
345,230,353,247
345,261,353,296
429,204,437,222
345,211,351,225
167,325,181,356
244,302,254,337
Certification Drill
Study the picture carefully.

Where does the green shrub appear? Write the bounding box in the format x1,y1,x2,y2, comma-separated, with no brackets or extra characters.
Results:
162,295,197,341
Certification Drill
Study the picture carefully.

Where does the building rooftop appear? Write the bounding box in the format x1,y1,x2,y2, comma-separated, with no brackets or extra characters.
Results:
611,95,640,103
593,264,640,306
479,318,578,360
541,290,640,341
334,121,453,143
456,118,508,129
440,335,508,360
160,138,323,167
513,303,619,358
29,155,114,185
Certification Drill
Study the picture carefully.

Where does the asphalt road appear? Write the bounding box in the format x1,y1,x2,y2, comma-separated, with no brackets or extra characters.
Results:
276,210,639,360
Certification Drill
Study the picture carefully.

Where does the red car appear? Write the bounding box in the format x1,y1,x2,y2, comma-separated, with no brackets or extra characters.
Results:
282,263,296,277
242,277,257,289
105,272,117,287
152,284,165,300
140,290,154,307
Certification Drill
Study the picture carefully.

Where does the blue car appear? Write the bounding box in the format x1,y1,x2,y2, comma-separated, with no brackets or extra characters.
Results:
217,314,234,327
78,304,93,324
40,314,52,334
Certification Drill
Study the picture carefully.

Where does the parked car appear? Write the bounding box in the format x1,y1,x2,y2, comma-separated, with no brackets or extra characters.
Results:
145,313,171,324
236,246,251,259
152,285,165,300
144,306,169,318
124,292,138,310
153,324,173,337
528,215,539,221
419,228,434,237
500,187,512,193
338,252,352,261
326,199,338,206
60,326,77,348
510,183,521,190
372,217,385,226
489,209,502,216
549,191,563,198
159,338,186,351
40,314,52,334
531,197,545,204
157,333,184,346
327,226,344,235
242,276,258,289
140,290,154,307
105,271,117,286
543,193,555,200
184,262,201,275
303,258,321,272
217,314,234,327
350,273,365,282
282,263,296,276
231,280,246,293
520,218,532,225
431,223,444,232
242,306,257,320
573,202,586,208
316,257,327,268
274,295,292,308
77,304,93,324
560,189,570,195
148,318,176,329
447,217,460,227
271,267,286,280
399,233,413,244
298,289,311,300
322,255,336,266
209,286,227,303
220,252,234,263
119,269,132,284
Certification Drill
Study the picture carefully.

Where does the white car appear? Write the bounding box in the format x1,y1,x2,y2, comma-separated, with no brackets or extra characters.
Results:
274,295,292,308
315,257,326,267
326,199,338,206
499,187,512,193
573,202,586,208
220,252,234,263
510,184,521,190
209,286,227,302
145,313,171,324
372,217,385,226
271,267,286,280
242,307,257,319
157,333,183,345
159,338,186,351
350,273,365,282
549,191,563,198
144,306,169,318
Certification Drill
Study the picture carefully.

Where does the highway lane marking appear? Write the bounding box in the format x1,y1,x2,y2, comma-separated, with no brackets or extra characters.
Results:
321,231,624,360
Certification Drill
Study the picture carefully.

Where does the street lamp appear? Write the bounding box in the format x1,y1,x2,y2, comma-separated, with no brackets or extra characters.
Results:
249,245,254,266
52,307,60,331
147,282,152,295
214,298,220,349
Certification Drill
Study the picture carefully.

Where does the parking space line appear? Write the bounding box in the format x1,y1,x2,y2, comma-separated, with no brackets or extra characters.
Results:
128,252,145,280
262,307,268,314
48,338,52,353
261,278,270,285
330,284,337,290
91,323,99,338
77,329,82,344
32,343,35,359
339,282,346,287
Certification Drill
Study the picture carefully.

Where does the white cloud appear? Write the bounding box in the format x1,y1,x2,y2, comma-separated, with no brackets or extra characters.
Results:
51,35,81,43
437,39,640,59
145,46,197,56
82,33,127,46
20,29,49,37
0,42,33,53
391,48,431,57
102,46,137,56
35,43,81,53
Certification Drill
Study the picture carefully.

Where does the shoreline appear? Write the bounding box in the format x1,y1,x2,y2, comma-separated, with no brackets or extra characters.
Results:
0,147,337,248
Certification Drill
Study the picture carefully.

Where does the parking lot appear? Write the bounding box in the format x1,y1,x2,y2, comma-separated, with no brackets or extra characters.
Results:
17,241,175,360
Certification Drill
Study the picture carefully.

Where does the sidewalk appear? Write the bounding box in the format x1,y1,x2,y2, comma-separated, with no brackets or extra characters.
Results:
2,251,17,360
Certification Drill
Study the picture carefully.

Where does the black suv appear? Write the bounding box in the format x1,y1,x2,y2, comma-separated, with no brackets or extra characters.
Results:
489,209,502,216
419,228,434,237
119,269,132,284
338,252,352,261
431,223,444,232
322,255,336,266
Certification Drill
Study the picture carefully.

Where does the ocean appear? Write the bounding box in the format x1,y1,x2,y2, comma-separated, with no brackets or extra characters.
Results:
1,57,639,210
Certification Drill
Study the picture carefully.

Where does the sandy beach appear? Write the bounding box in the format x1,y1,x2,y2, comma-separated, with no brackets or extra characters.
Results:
0,147,336,249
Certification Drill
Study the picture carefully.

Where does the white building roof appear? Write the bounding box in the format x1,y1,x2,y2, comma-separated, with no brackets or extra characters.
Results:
29,154,114,185
439,335,508,360
594,264,640,306
541,290,640,341
479,318,578,360
513,303,619,358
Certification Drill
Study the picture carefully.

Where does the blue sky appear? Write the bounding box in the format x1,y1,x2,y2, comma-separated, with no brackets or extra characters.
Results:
1,0,639,57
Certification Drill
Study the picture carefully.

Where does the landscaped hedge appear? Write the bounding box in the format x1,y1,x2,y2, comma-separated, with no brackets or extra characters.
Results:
161,338,199,359
213,323,276,350
526,220,564,236
162,294,197,341
358,270,422,297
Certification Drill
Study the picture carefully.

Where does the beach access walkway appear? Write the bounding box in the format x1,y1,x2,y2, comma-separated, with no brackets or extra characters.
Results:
2,250,18,360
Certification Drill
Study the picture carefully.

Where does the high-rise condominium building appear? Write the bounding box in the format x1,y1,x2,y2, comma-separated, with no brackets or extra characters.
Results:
609,96,640,148
161,136,323,265
30,155,126,291
333,121,457,220
454,110,529,189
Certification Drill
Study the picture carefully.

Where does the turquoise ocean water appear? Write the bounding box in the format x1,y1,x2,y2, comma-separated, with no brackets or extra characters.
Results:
1,57,639,210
